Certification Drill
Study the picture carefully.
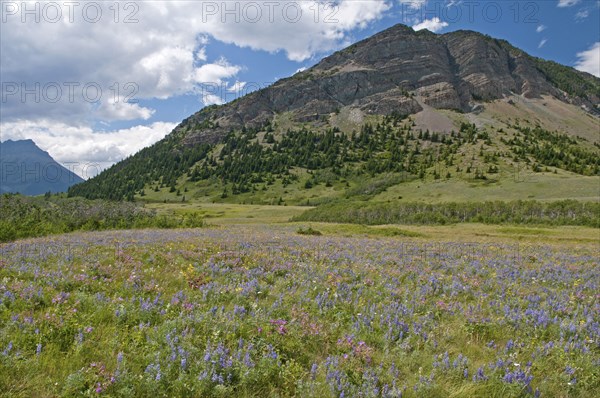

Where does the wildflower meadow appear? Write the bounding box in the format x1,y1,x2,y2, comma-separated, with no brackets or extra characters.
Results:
0,226,598,397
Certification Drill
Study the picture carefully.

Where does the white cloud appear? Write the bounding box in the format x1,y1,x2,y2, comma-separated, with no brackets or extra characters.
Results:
227,81,247,93
557,0,581,7
412,17,448,33
198,0,391,62
195,47,208,62
538,39,548,48
536,25,547,33
295,67,308,74
192,59,242,85
574,42,600,77
575,9,589,19
136,46,198,99
95,98,155,121
202,94,225,106
0,120,177,178
0,6,244,125
1,0,390,125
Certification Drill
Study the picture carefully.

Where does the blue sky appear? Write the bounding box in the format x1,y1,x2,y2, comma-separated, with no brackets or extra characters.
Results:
1,0,598,177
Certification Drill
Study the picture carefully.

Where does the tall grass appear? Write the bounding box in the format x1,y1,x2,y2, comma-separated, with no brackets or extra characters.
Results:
0,194,204,242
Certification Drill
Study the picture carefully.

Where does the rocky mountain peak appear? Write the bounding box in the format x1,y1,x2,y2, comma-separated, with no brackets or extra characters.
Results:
174,24,598,147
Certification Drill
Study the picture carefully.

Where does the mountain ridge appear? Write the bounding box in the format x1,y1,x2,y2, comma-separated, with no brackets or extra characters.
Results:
67,24,600,202
178,23,599,147
1,139,84,195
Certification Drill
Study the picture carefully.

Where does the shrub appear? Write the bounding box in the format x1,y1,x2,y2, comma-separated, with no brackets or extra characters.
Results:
296,226,322,236
0,194,205,242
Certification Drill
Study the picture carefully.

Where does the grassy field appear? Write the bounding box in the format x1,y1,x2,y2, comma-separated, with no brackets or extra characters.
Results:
145,202,309,225
373,173,600,203
146,201,600,243
137,169,599,206
1,219,599,397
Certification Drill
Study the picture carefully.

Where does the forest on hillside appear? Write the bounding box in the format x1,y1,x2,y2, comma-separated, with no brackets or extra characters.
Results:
68,114,600,202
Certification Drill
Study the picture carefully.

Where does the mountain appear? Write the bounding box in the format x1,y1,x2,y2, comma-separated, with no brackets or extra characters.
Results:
1,139,84,195
179,25,598,142
68,24,600,203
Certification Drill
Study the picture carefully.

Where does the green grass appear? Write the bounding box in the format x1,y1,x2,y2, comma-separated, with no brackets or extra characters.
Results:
495,227,555,236
138,168,349,207
373,172,600,203
136,165,599,208
289,222,599,245
145,202,308,225
293,223,426,238
1,225,598,397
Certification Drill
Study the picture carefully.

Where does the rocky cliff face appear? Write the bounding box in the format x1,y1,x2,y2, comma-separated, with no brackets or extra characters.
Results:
180,24,599,147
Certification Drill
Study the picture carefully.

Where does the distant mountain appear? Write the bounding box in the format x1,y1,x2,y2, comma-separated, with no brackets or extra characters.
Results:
68,24,599,203
1,139,84,195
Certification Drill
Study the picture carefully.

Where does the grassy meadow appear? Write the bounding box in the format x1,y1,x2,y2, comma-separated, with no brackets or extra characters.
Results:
1,207,599,397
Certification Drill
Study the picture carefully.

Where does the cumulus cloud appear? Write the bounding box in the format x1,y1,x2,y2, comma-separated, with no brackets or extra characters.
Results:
198,1,391,61
0,4,244,124
0,120,177,178
557,0,581,7
95,98,155,121
574,42,600,77
1,1,391,167
412,17,448,33
1,1,390,125
192,59,242,85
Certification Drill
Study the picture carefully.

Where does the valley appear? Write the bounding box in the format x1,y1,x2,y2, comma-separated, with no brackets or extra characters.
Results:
2,20,599,398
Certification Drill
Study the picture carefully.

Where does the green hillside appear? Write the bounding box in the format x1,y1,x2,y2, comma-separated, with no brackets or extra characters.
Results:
68,108,599,206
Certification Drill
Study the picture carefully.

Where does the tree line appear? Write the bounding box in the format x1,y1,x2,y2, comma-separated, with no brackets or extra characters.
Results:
294,200,600,227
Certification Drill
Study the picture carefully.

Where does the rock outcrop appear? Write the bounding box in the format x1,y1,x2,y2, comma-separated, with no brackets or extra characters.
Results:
179,24,599,146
